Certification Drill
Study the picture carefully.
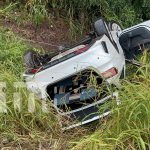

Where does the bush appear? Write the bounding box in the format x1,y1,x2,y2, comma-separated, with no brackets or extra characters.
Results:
0,28,62,149
1,0,150,28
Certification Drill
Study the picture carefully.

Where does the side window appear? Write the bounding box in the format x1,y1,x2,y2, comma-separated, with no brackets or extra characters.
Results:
101,41,108,53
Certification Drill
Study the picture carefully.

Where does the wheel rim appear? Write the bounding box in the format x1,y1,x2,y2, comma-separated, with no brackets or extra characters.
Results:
111,22,122,31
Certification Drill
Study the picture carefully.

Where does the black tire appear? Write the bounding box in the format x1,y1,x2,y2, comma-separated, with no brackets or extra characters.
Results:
94,18,110,37
23,50,41,69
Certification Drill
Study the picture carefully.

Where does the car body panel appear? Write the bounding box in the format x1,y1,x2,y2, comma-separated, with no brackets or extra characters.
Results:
25,18,150,129
24,34,125,99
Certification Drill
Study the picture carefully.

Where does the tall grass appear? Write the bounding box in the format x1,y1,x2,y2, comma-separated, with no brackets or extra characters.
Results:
1,0,144,29
1,2,150,149
0,0,144,41
71,54,150,150
25,0,48,26
0,27,73,149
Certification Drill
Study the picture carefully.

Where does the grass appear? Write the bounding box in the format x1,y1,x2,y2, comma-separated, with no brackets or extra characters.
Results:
2,0,145,28
1,2,150,149
1,21,150,150
71,54,150,150
25,0,48,26
0,27,84,149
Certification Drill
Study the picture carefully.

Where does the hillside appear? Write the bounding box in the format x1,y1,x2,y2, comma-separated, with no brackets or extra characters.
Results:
0,1,150,150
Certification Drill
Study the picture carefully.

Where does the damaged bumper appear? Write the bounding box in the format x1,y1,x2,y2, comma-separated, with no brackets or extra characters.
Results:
59,92,119,130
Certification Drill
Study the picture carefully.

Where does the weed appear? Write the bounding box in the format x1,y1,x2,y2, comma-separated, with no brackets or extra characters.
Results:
0,27,73,149
1,1,150,149
71,58,150,150
25,0,48,26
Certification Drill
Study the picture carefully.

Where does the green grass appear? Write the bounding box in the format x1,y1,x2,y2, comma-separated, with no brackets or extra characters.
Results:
0,27,70,149
71,56,150,150
1,25,150,150
1,2,150,149
1,0,145,32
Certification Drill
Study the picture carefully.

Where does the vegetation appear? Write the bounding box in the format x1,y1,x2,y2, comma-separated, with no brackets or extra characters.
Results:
1,0,150,27
73,59,150,149
0,0,150,149
0,28,60,149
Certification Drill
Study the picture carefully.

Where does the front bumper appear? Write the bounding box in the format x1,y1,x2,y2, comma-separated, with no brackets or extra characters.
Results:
57,92,119,130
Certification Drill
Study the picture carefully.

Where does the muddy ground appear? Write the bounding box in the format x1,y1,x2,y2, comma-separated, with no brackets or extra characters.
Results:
2,17,76,53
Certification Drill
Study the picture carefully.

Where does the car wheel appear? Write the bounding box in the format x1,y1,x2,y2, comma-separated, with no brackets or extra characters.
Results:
23,50,41,69
108,21,122,32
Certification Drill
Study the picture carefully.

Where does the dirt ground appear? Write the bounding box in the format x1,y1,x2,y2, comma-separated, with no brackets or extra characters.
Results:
2,18,73,53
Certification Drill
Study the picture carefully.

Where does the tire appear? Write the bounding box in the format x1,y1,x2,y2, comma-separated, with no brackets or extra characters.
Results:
94,18,110,37
108,21,122,32
23,50,41,69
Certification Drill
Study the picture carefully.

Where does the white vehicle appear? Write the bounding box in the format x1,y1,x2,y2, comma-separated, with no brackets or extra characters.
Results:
23,18,150,129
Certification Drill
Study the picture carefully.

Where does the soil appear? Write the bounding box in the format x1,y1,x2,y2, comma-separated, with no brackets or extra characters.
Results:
2,18,74,53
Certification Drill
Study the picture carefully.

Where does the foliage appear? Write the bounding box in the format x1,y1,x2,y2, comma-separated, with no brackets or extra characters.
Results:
25,0,48,26
0,28,67,149
1,0,150,28
1,0,150,149
72,60,150,149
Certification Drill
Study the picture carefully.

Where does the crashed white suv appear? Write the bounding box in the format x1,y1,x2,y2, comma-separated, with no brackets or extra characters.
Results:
23,18,150,129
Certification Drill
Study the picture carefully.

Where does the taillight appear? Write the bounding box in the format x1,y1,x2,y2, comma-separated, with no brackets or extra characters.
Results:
74,46,89,54
31,69,38,74
31,67,43,74
101,67,118,79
